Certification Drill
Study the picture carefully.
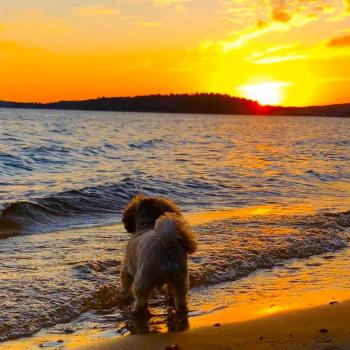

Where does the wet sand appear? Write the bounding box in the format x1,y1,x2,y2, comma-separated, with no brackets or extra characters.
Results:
79,299,350,350
4,293,350,350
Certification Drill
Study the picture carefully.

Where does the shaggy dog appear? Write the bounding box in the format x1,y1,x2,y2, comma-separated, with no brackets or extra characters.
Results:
120,195,197,314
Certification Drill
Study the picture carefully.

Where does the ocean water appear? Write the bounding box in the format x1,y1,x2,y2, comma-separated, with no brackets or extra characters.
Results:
1,108,350,342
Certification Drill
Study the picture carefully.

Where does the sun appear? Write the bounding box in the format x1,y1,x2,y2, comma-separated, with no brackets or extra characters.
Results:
238,82,290,106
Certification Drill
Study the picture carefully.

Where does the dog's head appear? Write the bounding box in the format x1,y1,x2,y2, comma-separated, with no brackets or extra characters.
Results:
122,195,181,234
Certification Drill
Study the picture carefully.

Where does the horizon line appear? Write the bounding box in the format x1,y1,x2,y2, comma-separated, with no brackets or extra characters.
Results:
1,92,350,109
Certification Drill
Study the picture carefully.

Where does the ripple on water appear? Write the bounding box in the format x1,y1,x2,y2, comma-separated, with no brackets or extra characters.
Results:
0,210,349,341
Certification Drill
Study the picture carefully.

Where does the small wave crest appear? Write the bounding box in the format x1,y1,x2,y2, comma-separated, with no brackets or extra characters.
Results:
0,175,225,238
0,178,138,237
189,211,350,286
128,139,164,149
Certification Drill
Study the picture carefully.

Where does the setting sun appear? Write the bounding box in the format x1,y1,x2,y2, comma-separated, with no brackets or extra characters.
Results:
0,1,350,105
237,82,291,106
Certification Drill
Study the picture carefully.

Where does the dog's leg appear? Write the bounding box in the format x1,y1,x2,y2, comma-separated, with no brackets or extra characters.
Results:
132,277,151,314
160,283,174,303
173,274,189,314
120,266,133,298
165,283,175,304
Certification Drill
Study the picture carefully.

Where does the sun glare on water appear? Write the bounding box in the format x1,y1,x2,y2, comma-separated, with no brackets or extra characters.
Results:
238,82,291,106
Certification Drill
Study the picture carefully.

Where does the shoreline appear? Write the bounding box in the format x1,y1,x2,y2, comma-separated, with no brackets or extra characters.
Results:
4,245,350,350
79,299,350,350
1,206,349,349
5,281,350,350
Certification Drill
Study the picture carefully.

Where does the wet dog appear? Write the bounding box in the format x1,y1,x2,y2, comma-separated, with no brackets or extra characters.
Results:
120,195,197,314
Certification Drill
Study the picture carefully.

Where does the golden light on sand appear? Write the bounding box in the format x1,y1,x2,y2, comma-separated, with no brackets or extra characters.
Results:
238,82,292,106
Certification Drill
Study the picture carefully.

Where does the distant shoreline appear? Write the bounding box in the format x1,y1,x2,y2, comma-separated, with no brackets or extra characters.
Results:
1,93,350,117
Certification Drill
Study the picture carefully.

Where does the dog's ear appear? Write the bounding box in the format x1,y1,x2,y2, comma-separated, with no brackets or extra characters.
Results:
135,197,181,229
122,195,144,233
156,198,181,216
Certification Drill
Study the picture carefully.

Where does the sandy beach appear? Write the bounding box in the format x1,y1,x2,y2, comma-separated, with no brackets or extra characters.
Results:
4,286,350,350
79,299,350,350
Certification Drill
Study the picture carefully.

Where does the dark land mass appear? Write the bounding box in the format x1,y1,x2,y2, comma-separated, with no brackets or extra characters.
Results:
1,93,350,117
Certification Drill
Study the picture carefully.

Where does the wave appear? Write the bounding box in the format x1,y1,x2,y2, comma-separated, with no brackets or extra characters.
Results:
188,211,350,286
73,210,350,292
128,138,164,149
0,176,235,238
0,178,137,237
0,209,349,342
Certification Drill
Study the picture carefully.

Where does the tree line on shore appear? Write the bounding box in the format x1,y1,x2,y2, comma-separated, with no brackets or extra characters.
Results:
1,93,349,117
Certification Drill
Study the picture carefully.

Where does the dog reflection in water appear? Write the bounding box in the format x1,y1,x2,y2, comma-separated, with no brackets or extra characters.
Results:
123,310,190,335
120,195,197,315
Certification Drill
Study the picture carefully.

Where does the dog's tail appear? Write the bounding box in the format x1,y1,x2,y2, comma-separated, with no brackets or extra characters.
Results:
154,213,197,254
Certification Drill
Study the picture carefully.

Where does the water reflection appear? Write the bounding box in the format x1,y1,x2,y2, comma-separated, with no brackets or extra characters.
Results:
127,310,189,334
119,311,189,335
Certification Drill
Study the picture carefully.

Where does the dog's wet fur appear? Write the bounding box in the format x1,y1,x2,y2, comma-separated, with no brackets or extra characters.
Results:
121,195,197,315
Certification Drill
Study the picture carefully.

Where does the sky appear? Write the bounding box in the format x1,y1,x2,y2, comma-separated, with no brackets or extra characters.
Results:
0,0,350,106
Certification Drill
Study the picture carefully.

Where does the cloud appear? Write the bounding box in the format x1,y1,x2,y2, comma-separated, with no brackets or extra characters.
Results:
251,54,307,64
218,0,343,53
245,44,307,64
150,0,190,4
149,0,190,15
220,22,284,52
246,44,296,59
271,8,292,23
328,34,350,47
76,6,118,16
221,0,346,30
133,20,162,27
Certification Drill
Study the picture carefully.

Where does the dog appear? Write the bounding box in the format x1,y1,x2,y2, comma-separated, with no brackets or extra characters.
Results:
120,195,197,315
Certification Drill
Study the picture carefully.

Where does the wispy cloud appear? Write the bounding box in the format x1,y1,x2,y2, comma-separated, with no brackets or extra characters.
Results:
76,6,118,16
220,22,284,52
246,44,297,60
251,54,307,64
150,0,190,5
149,0,190,16
220,0,347,36
271,5,292,23
215,0,334,53
245,44,307,64
328,33,350,47
133,20,162,27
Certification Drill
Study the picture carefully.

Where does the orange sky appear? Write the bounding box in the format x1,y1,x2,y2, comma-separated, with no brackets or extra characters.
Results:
0,0,350,106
